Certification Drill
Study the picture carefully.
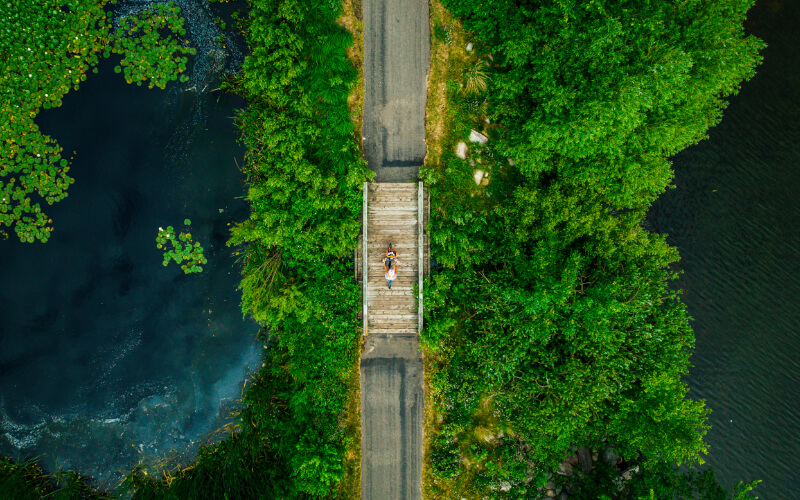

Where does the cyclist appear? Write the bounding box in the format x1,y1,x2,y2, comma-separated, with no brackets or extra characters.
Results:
383,245,399,289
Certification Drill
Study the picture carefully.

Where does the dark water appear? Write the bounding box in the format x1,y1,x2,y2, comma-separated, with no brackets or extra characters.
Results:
0,0,257,488
648,0,800,497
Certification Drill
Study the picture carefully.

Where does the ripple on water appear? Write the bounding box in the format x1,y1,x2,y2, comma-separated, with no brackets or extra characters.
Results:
648,1,800,495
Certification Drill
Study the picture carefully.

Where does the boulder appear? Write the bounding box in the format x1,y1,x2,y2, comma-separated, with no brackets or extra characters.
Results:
469,129,488,145
577,446,593,473
621,465,639,481
603,445,619,466
473,170,484,185
466,42,473,51
456,141,468,159
546,489,557,498
556,462,573,477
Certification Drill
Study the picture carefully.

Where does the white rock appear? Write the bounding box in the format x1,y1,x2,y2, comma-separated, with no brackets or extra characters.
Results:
473,170,484,185
622,465,639,481
466,42,473,51
456,141,468,159
469,129,488,145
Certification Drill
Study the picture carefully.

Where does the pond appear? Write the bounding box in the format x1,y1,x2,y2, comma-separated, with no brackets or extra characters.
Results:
648,0,800,495
0,0,257,488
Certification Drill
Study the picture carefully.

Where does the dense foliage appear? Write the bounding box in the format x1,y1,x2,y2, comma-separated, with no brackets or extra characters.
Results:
577,461,760,500
0,0,193,243
0,457,111,499
124,0,369,497
422,0,763,496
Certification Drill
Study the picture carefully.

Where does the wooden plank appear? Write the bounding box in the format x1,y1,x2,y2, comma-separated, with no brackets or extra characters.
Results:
368,321,418,329
368,204,418,210
367,328,418,335
369,314,418,321
368,289,417,297
418,181,423,334
370,219,418,226
369,184,418,192
363,182,368,336
368,303,416,310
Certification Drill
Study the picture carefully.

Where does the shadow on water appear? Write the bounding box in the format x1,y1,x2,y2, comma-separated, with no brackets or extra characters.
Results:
0,0,258,489
648,0,800,496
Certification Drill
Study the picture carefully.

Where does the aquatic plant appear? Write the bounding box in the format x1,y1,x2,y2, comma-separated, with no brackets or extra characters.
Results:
156,220,207,274
0,0,194,243
112,2,196,89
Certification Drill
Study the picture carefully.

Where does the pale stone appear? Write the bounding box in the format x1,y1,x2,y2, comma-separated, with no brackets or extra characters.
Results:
469,129,488,144
622,465,639,481
466,42,474,51
557,462,573,477
456,141,468,159
473,170,484,185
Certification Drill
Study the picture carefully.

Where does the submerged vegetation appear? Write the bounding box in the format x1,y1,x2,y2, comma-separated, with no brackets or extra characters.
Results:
421,0,763,497
0,457,110,499
0,0,193,244
156,220,206,274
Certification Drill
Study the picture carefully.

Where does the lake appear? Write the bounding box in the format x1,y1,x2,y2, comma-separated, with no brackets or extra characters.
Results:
648,0,800,496
0,0,258,488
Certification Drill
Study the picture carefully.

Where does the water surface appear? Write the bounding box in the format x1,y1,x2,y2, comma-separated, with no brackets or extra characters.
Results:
0,0,257,487
649,0,800,496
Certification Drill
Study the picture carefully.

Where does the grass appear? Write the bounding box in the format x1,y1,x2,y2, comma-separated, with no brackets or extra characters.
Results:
336,3,364,497
421,2,508,498
338,0,365,140
423,0,471,173
336,351,363,500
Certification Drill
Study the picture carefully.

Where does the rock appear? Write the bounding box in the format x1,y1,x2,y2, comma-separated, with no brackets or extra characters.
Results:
480,175,490,187
621,465,639,481
546,489,557,498
577,446,593,473
603,445,619,466
545,480,556,490
559,492,569,500
473,170,485,186
456,141,468,159
499,481,511,492
556,462,573,477
466,42,473,51
592,450,599,462
469,129,488,145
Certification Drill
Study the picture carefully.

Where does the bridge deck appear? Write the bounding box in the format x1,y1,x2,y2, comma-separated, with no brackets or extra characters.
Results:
358,182,428,500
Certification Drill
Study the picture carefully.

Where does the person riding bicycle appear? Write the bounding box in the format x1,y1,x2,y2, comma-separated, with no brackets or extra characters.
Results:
383,245,399,289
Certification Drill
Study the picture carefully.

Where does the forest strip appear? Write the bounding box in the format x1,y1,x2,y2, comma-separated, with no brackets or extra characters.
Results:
420,0,763,498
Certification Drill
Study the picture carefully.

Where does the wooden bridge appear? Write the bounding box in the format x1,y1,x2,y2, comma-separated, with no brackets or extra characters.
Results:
357,182,429,336
357,182,428,499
